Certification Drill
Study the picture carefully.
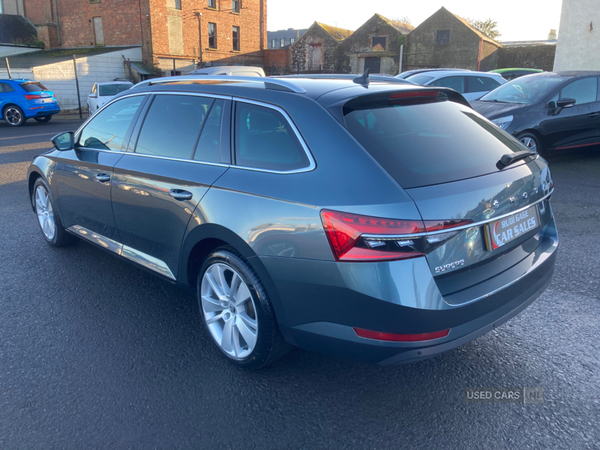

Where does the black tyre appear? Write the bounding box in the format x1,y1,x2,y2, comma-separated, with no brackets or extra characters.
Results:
197,249,291,370
3,105,26,127
31,178,76,247
34,115,53,123
517,132,542,154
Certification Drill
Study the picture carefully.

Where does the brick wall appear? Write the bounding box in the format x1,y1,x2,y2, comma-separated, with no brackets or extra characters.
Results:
263,48,290,73
148,0,266,68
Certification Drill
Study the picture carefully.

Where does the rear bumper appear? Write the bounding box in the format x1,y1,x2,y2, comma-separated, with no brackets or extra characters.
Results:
25,106,60,118
259,218,558,365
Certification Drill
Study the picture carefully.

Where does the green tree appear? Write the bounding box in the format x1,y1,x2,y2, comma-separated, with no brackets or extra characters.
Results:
467,18,501,40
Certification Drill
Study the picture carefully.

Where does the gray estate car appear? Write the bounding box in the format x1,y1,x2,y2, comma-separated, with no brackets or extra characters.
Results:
27,75,558,369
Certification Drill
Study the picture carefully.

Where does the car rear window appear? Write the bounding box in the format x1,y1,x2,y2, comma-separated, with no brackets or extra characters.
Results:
20,82,49,92
344,95,526,188
99,84,133,96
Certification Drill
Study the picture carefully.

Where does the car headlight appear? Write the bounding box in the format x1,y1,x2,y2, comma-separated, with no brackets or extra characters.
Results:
491,115,513,130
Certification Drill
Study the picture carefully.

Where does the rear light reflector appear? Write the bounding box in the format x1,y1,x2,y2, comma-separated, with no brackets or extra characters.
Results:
354,327,450,342
390,91,440,99
25,94,42,100
389,90,444,106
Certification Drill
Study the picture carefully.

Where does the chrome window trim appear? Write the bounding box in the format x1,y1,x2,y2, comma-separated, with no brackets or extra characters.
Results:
361,190,554,239
73,92,316,175
231,97,317,174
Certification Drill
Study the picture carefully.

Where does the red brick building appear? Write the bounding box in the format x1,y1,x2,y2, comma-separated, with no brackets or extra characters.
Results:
22,0,267,74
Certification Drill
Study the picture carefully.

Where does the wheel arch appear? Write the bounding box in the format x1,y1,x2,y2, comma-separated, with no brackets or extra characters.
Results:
180,223,287,326
516,129,545,150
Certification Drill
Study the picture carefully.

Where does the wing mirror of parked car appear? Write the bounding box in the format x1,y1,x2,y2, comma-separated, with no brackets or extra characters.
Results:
51,131,74,151
548,97,576,115
89,93,97,98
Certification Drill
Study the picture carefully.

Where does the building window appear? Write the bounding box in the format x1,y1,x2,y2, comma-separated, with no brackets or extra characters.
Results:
436,30,450,45
280,38,285,47
290,38,295,44
271,39,276,48
166,0,181,8
372,36,386,51
232,0,239,13
208,0,216,9
208,23,217,48
232,26,240,51
93,17,104,45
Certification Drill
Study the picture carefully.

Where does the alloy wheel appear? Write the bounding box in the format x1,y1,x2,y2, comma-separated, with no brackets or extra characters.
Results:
200,263,258,359
35,185,56,240
519,136,537,153
4,107,23,126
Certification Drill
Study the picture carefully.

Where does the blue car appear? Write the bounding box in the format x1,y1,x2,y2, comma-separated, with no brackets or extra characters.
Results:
0,79,60,126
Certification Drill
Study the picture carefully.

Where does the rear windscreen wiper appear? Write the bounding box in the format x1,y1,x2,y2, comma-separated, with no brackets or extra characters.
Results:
498,150,536,168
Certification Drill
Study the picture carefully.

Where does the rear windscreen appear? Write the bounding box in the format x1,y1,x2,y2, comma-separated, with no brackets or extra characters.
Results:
344,98,526,188
20,82,48,92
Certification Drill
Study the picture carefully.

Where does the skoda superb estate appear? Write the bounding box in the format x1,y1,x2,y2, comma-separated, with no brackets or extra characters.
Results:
27,75,558,369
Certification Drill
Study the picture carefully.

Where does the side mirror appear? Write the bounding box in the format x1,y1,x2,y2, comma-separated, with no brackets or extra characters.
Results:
557,98,576,108
89,93,97,98
51,131,74,151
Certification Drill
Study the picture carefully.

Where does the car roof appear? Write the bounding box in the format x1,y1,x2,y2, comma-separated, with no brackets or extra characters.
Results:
491,68,543,73
408,70,503,79
0,79,33,83
97,81,134,85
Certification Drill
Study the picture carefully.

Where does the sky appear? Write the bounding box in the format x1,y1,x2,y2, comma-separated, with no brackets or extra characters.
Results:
267,0,564,42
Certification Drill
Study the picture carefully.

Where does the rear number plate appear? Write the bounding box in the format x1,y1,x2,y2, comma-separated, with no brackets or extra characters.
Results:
485,205,540,250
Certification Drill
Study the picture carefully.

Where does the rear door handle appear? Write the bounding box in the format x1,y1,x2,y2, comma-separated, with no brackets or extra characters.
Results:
95,173,111,182
588,112,600,118
169,189,193,201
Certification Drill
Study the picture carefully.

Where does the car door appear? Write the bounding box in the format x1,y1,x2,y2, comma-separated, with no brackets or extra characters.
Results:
430,76,467,98
466,75,502,101
111,93,230,280
539,76,600,150
53,94,147,244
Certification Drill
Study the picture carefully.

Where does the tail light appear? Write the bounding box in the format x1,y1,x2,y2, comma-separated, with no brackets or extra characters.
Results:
320,209,472,262
25,94,42,100
389,90,443,106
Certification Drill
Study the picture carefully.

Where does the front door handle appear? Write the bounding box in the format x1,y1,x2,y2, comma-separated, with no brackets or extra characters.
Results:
95,173,111,182
588,112,600,118
169,189,193,201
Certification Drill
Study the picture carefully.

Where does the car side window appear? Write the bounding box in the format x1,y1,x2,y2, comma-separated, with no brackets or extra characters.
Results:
467,76,501,93
0,82,15,93
430,76,465,93
234,102,310,171
135,94,213,160
193,99,224,163
77,95,144,151
558,77,598,105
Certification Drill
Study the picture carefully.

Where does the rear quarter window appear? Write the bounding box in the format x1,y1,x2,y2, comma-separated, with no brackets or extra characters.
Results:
234,102,310,172
344,97,526,188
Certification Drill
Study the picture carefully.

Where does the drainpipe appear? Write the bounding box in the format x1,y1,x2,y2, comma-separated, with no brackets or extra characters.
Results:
477,37,483,71
398,44,404,74
53,0,62,46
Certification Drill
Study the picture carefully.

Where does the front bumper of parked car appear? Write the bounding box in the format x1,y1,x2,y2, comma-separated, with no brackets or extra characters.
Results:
259,218,558,365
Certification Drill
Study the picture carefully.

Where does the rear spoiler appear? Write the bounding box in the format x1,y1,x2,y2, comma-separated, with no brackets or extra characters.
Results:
326,88,471,124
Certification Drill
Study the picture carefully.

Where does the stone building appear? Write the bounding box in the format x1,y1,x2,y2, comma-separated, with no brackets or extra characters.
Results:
340,14,413,74
554,0,600,71
404,7,500,71
19,0,267,74
289,21,352,73
498,40,557,72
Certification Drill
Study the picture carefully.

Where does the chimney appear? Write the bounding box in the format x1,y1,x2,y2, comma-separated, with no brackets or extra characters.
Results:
548,29,557,40
296,29,300,39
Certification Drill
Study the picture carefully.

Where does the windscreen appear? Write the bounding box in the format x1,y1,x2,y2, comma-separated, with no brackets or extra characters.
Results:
479,75,564,104
99,84,133,96
20,82,49,92
344,97,527,188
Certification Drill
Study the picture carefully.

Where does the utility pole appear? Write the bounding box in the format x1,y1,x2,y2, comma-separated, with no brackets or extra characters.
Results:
73,55,82,119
